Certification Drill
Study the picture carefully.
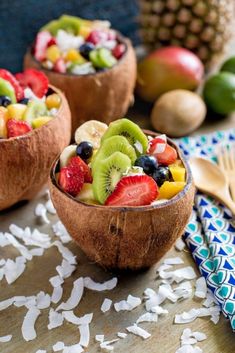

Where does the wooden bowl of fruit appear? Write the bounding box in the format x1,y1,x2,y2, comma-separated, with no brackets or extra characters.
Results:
49,118,195,270
0,68,71,211
24,15,137,135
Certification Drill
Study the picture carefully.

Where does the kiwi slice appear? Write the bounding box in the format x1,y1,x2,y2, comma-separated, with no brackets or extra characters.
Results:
23,101,47,125
0,78,16,103
91,135,136,170
101,118,148,156
41,15,84,35
92,151,131,204
98,48,117,68
89,50,103,68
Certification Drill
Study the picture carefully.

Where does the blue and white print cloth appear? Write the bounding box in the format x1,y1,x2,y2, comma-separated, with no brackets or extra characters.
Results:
177,130,235,331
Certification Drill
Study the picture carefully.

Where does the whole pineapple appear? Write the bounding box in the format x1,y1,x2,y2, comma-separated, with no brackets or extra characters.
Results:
139,0,234,65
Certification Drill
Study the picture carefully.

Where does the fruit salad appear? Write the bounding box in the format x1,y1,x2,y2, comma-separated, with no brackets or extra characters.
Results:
32,15,126,75
0,68,61,138
56,118,186,207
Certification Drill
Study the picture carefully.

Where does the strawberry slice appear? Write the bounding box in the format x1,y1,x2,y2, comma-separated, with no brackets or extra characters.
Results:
59,166,84,196
34,31,52,61
105,175,158,206
15,69,49,98
15,73,27,88
112,44,125,59
7,119,32,138
0,69,24,101
54,58,66,73
47,37,57,47
148,137,177,165
86,30,108,45
68,156,92,183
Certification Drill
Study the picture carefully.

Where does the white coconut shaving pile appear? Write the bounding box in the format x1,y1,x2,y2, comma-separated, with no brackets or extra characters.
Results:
175,328,207,353
0,192,221,352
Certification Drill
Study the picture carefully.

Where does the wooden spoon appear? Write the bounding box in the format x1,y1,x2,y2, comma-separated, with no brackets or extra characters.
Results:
189,157,235,215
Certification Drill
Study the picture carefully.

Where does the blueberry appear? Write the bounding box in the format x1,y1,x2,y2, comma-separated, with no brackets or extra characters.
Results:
151,166,172,186
134,155,158,175
79,43,95,59
76,141,93,160
0,95,11,107
19,98,29,105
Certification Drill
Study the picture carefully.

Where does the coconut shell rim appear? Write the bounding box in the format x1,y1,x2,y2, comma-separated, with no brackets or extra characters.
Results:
50,129,194,212
27,31,132,78
0,84,64,143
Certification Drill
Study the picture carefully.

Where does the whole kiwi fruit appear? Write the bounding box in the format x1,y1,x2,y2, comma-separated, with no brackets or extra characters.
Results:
151,90,206,137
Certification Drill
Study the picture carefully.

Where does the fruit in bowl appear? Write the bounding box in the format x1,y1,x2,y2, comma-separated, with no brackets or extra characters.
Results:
24,15,136,134
49,118,195,270
0,68,71,211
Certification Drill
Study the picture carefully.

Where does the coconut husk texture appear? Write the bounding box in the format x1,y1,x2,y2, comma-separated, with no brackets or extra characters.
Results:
0,85,71,211
24,36,137,135
49,132,195,270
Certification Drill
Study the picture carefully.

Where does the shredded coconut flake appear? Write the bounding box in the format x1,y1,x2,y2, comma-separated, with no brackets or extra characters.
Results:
53,241,76,265
79,324,90,347
114,294,141,312
136,312,158,324
56,259,76,279
63,311,93,325
158,266,197,283
175,238,186,251
0,335,12,342
48,308,64,330
164,257,184,265
0,297,15,311
195,277,207,299
126,324,151,340
35,203,50,224
56,277,84,311
21,307,41,341
101,298,112,313
100,339,119,351
95,335,104,343
36,350,47,353
36,291,51,309
51,286,63,304
84,277,118,291
117,332,127,339
4,258,26,284
52,221,71,243
175,306,220,325
46,199,56,214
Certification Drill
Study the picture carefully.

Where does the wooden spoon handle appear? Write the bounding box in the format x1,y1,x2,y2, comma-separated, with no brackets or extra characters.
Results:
222,197,235,216
217,189,235,216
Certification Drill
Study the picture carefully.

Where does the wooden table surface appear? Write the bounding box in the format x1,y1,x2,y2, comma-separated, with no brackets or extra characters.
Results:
1,43,235,353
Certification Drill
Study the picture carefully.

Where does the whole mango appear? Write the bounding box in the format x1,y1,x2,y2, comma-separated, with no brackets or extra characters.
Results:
136,46,204,102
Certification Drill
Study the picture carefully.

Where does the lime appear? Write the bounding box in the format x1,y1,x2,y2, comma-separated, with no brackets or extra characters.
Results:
220,56,235,74
203,72,235,115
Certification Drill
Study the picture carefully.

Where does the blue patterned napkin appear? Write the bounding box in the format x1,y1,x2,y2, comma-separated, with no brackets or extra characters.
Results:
177,130,235,331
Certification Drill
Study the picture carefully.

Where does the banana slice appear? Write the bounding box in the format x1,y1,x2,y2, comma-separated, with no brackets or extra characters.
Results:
60,145,77,168
74,120,108,149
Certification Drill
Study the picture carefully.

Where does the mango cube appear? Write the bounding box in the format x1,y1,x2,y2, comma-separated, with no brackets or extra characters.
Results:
159,181,186,199
65,49,86,63
79,25,92,39
46,45,61,63
7,104,27,120
0,115,7,138
169,165,186,182
32,116,53,129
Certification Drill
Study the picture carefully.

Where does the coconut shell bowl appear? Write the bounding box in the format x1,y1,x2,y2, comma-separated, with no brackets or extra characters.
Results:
0,85,71,211
49,131,195,270
24,35,136,135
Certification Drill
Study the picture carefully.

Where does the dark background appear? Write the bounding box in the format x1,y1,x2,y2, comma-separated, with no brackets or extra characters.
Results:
0,0,139,72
